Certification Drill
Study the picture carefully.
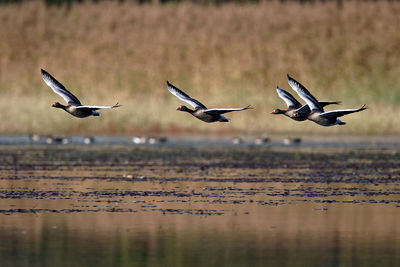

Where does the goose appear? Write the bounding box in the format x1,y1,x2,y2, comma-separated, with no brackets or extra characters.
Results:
41,69,121,118
271,86,341,121
167,81,252,123
287,74,367,126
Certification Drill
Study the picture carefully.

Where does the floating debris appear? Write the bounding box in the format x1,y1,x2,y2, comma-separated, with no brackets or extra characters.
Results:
232,137,243,145
283,137,301,145
83,136,95,145
148,136,167,145
254,134,270,145
132,136,167,145
29,134,41,142
46,135,69,145
132,136,147,144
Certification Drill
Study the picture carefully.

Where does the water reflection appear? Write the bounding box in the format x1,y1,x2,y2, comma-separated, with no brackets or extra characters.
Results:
1,206,399,266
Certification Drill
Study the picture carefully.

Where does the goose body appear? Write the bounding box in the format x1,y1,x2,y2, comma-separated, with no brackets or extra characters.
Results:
272,86,341,121
287,74,367,126
167,81,252,123
41,69,121,118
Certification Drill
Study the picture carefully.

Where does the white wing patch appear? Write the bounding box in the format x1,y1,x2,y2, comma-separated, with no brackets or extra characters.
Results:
76,103,121,110
287,74,322,111
320,105,366,118
276,87,301,109
167,81,207,109
41,69,82,105
204,106,253,115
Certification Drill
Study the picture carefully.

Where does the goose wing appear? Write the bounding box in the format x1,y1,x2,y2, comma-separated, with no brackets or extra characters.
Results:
319,105,367,118
76,103,122,111
295,101,341,115
204,105,253,115
276,86,302,109
41,69,82,105
294,104,312,115
167,81,207,109
318,101,341,107
287,74,322,111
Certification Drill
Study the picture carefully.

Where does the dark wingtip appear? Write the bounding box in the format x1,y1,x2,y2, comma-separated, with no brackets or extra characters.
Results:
166,80,171,86
246,105,254,110
41,68,46,74
113,102,122,108
287,73,291,79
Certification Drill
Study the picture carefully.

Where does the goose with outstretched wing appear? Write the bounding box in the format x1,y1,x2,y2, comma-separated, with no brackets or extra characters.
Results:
167,81,252,123
271,86,340,121
287,74,366,126
41,69,121,118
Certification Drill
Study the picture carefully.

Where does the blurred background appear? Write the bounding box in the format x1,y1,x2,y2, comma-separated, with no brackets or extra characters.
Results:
0,0,399,136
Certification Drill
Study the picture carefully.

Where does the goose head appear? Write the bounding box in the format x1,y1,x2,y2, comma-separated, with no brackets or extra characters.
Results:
271,109,284,114
52,102,65,109
177,105,192,112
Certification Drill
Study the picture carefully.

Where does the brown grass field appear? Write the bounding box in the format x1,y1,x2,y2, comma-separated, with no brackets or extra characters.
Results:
0,1,399,136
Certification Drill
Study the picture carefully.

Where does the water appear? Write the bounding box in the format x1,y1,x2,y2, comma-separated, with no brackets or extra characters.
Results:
0,138,399,266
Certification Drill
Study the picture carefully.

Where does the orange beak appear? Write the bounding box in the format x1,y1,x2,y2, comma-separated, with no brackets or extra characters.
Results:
176,106,182,110
290,114,297,118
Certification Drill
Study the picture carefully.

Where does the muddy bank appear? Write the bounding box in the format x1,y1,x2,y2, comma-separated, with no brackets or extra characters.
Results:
0,144,399,215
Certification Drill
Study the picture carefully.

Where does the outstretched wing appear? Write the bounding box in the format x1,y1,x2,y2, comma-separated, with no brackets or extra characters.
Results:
320,105,367,118
204,105,253,115
41,69,82,105
166,81,207,109
276,86,302,109
287,74,322,112
76,103,122,111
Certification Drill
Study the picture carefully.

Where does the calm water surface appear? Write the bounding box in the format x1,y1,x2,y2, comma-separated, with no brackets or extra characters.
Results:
0,139,399,266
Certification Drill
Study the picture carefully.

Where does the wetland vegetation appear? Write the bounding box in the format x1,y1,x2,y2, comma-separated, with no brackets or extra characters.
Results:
0,1,399,135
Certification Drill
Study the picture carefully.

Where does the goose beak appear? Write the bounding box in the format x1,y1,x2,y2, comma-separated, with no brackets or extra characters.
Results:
176,106,182,111
51,103,56,107
290,114,297,118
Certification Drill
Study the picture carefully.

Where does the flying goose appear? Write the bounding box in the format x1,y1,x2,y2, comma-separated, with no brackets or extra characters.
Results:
271,86,341,121
167,81,252,123
41,69,121,118
287,74,367,126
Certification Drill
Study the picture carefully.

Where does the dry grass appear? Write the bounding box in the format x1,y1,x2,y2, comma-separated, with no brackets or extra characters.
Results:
0,1,399,136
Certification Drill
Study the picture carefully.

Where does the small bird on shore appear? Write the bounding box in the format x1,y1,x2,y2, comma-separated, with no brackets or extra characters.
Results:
272,86,340,121
287,74,367,126
167,81,252,123
41,69,121,118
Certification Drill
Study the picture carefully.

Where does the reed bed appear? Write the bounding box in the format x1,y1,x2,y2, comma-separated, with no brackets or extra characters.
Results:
0,1,399,135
